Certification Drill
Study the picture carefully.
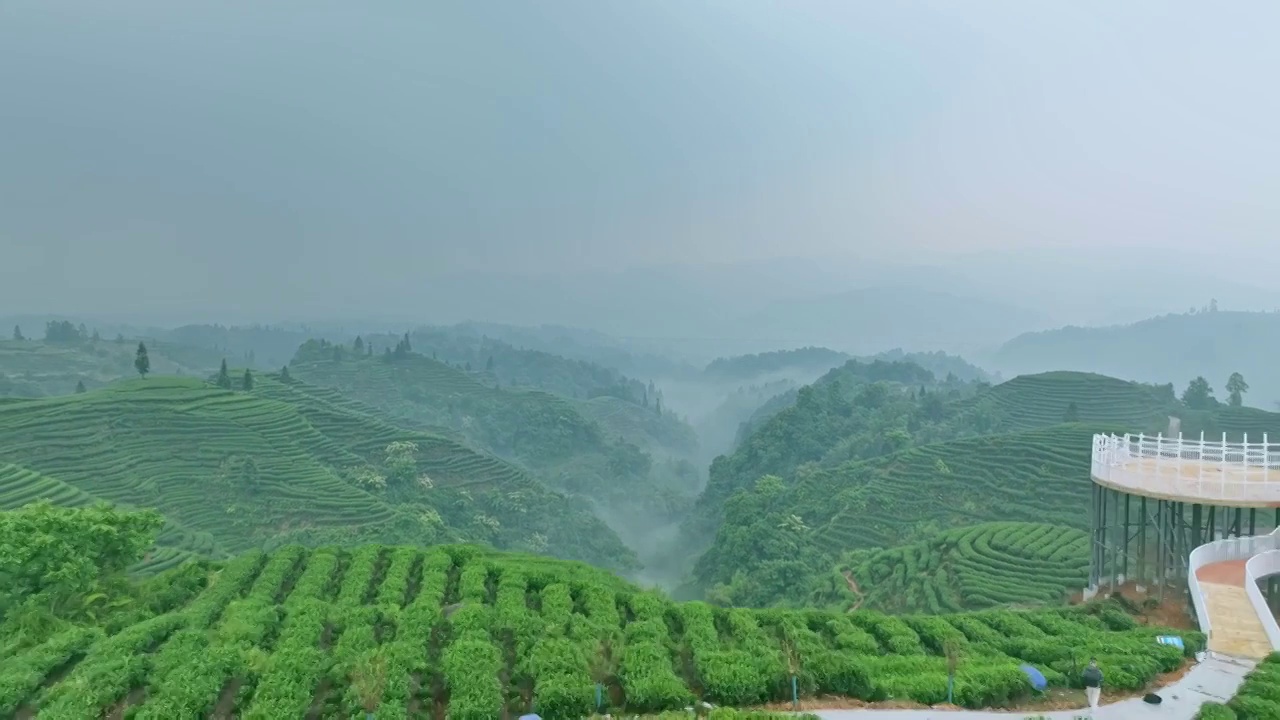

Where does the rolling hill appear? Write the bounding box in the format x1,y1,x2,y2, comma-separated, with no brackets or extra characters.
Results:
1,525,1202,717
0,375,635,571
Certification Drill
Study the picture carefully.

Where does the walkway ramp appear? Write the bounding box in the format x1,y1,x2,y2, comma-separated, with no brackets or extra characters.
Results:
1197,559,1274,659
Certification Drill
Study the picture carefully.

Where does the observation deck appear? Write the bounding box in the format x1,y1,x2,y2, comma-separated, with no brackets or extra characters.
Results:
1091,433,1280,507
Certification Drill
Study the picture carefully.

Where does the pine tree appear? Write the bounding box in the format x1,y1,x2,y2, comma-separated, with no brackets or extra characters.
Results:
216,359,232,389
75,380,86,394
12,325,22,341
115,333,125,344
242,368,254,390
134,342,151,378
485,355,494,372
354,336,365,352
280,365,291,381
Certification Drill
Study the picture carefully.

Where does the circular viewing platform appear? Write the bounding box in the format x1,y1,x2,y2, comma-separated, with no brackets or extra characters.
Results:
1092,433,1280,507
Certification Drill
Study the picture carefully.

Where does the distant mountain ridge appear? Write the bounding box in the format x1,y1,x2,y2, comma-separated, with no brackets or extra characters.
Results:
988,309,1280,409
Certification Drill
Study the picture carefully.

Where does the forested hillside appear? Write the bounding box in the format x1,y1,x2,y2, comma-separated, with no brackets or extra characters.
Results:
0,375,634,571
288,343,700,561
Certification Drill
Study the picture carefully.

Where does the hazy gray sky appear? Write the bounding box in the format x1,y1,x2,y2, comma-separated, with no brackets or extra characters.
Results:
3,1,1279,318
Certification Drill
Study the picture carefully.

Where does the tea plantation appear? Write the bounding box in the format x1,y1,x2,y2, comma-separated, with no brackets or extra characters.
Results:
0,542,1203,719
842,522,1088,614
0,376,634,570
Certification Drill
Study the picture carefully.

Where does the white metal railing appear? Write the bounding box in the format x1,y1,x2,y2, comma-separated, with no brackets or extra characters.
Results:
1244,549,1280,651
1186,527,1280,649
1092,432,1280,504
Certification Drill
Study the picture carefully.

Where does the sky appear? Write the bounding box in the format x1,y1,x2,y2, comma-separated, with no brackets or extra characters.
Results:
2,1,1279,322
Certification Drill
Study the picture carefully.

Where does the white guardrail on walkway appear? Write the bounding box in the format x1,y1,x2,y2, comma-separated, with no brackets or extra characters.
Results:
1245,549,1280,651
1186,528,1280,646
1092,432,1280,504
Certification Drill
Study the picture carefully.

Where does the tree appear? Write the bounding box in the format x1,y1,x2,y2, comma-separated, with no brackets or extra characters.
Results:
11,325,22,341
0,501,163,616
216,359,232,389
1064,401,1079,422
115,333,125,344
353,335,365,352
485,355,494,372
75,380,86,394
1182,376,1215,410
242,368,254,391
1226,372,1249,407
280,365,291,381
91,330,100,342
134,342,151,378
384,441,419,484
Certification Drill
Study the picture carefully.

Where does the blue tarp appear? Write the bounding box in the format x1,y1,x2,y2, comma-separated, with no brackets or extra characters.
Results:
1157,635,1185,650
1019,664,1048,691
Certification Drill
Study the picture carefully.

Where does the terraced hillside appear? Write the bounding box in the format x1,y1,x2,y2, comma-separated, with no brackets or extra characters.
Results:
974,371,1177,430
0,338,224,397
0,464,215,574
693,425,1102,607
0,376,634,570
0,541,1204,718
289,352,700,544
832,522,1088,615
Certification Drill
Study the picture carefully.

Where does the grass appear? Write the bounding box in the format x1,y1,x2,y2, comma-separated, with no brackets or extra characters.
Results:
0,542,1205,718
0,375,635,571
840,522,1088,614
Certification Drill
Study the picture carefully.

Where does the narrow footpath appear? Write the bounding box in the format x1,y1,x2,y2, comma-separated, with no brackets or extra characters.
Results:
806,656,1253,719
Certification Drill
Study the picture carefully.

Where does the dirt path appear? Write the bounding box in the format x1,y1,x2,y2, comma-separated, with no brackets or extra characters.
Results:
841,570,865,612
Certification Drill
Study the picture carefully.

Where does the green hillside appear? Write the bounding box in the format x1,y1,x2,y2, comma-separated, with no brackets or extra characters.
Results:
288,350,699,545
0,515,1203,718
691,360,970,549
0,337,224,397
0,375,634,570
693,425,1101,607
828,522,1088,615
574,394,700,462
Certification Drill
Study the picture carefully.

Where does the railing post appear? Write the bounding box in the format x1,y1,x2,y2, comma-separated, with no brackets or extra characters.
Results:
1267,433,1271,488
1159,433,1166,492
1245,433,1250,502
1222,432,1228,500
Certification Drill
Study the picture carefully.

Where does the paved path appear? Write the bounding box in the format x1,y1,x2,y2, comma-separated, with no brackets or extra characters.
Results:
806,655,1252,719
